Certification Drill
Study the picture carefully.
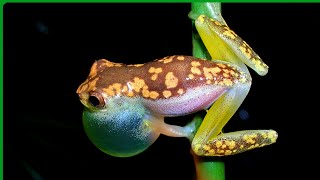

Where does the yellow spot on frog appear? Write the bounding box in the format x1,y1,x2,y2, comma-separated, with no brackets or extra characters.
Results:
239,45,252,59
191,67,202,75
203,145,210,151
212,19,222,26
112,83,122,94
122,85,128,93
103,87,115,96
103,83,123,96
127,91,134,97
225,140,236,150
212,67,221,74
133,64,144,67
163,57,173,64
223,73,229,78
177,56,185,60
190,61,202,75
191,61,201,67
217,63,226,68
215,141,222,148
149,67,162,80
142,85,148,90
149,67,156,73
221,144,227,149
243,134,257,144
165,72,178,89
208,149,215,155
131,77,146,93
163,90,172,98
149,91,159,99
223,69,230,73
142,89,150,98
203,67,213,80
151,74,158,81
154,68,163,73
223,30,236,39
188,74,195,80
225,150,232,155
177,88,184,95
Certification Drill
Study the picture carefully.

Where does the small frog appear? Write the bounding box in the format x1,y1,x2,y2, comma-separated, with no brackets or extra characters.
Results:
77,15,277,157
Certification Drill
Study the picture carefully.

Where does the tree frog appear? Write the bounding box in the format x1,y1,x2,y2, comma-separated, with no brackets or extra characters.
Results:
76,15,277,157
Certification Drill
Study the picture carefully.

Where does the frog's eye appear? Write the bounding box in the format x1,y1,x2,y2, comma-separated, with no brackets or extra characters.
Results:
88,91,105,108
82,98,161,157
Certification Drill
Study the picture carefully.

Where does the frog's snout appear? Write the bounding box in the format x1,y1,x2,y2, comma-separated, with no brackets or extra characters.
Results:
76,90,87,104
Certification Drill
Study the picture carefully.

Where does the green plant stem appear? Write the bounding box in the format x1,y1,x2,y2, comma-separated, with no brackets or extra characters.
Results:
190,2,225,180
192,154,225,180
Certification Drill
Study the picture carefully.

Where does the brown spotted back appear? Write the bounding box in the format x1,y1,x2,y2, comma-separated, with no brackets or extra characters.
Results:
76,55,247,100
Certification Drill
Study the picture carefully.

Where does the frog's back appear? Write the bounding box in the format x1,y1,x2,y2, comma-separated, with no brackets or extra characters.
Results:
77,55,250,116
78,56,242,97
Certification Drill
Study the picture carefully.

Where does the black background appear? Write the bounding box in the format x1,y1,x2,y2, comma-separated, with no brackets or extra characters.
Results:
4,3,318,180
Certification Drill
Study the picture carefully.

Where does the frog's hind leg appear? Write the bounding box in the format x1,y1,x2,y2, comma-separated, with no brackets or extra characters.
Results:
190,80,278,156
194,130,278,156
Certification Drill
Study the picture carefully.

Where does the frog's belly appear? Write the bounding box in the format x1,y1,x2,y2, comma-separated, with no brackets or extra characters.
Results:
142,85,228,117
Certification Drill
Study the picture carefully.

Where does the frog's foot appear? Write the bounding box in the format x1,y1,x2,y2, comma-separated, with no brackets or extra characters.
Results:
185,115,203,141
192,130,278,156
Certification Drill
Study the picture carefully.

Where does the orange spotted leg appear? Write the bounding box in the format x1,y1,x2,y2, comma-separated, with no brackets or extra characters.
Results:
187,14,277,156
188,79,277,156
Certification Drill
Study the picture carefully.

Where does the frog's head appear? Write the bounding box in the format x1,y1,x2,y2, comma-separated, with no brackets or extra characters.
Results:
76,60,109,110
76,60,161,157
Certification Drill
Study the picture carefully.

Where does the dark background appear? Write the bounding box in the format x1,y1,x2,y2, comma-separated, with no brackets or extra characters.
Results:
4,3,317,180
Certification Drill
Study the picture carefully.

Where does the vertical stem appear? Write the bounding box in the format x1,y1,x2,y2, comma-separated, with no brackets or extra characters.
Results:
191,2,226,25
190,2,225,180
193,154,225,180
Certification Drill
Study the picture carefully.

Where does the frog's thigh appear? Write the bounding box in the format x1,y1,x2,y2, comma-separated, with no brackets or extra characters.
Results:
191,81,251,156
